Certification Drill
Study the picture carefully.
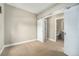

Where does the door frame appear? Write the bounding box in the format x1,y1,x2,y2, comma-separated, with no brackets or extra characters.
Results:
55,16,64,42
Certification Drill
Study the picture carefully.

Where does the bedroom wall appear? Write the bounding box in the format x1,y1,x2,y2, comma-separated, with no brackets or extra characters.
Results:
4,4,36,45
47,15,56,41
0,3,4,54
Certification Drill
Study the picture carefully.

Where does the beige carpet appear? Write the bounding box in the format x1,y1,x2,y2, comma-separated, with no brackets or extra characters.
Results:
1,40,64,56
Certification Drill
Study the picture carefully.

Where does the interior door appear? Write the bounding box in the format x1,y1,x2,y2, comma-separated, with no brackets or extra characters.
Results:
44,19,48,42
64,5,79,56
37,19,45,42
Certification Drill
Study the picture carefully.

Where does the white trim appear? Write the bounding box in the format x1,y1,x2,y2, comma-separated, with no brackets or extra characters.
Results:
55,17,64,21
0,46,5,55
55,16,57,42
4,39,36,48
0,39,36,55
37,39,45,43
49,38,56,42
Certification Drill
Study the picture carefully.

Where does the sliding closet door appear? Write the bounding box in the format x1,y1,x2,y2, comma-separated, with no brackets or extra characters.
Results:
64,5,79,56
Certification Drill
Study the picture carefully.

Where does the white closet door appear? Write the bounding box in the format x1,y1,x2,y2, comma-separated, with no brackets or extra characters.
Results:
64,5,79,56
37,18,47,42
37,19,47,42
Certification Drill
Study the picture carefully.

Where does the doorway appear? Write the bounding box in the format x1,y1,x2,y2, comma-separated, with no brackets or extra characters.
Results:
56,18,64,41
55,17,64,50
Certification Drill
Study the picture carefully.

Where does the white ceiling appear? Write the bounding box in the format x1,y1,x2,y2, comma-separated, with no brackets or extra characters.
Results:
8,3,55,14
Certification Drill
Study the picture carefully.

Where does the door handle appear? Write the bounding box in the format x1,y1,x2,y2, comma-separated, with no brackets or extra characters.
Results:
64,32,66,35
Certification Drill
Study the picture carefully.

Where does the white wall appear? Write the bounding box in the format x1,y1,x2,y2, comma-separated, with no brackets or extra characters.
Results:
0,4,4,54
4,4,36,45
48,16,56,41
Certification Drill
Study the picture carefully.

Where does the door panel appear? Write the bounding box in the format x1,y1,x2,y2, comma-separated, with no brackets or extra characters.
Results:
64,5,79,56
37,19,44,42
37,19,47,42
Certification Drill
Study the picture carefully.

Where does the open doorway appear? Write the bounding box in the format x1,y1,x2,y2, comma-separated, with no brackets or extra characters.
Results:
56,18,64,41
55,15,64,49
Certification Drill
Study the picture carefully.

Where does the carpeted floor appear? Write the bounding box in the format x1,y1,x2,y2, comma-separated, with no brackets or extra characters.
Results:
1,40,64,56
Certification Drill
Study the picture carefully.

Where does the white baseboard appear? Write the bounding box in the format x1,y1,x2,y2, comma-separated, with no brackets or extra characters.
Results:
36,39,45,43
0,46,5,55
4,39,36,48
37,38,56,42
49,38,56,42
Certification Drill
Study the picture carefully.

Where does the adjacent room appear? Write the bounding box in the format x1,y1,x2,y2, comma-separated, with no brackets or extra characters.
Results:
0,3,79,56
